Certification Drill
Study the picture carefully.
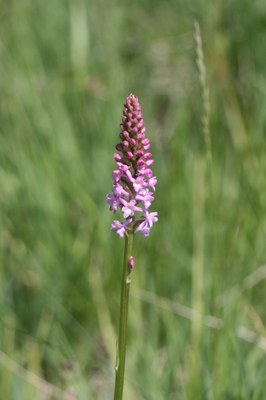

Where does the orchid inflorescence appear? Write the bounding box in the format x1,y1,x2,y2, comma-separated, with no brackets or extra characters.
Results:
106,94,158,238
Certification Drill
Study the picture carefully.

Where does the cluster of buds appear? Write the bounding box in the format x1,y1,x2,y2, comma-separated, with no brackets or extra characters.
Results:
106,94,158,237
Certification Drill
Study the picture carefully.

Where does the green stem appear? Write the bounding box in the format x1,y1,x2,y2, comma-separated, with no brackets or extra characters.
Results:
114,232,134,400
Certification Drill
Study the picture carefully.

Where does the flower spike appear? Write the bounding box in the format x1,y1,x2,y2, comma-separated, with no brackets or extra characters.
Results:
106,94,158,237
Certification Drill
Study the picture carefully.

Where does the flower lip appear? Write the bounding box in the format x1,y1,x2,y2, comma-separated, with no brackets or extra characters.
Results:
121,199,142,218
111,218,133,238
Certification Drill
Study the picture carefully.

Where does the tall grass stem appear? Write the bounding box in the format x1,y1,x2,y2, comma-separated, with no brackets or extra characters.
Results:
194,21,212,170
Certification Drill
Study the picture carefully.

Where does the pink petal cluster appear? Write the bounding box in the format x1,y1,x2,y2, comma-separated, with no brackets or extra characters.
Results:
106,94,158,237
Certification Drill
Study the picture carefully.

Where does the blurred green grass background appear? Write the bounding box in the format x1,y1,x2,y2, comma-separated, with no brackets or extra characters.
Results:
1,0,266,398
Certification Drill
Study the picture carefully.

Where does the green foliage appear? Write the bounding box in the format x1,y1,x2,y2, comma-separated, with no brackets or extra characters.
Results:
0,0,266,398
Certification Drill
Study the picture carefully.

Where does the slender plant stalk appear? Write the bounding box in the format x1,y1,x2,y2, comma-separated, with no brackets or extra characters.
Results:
107,94,158,398
114,232,134,400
